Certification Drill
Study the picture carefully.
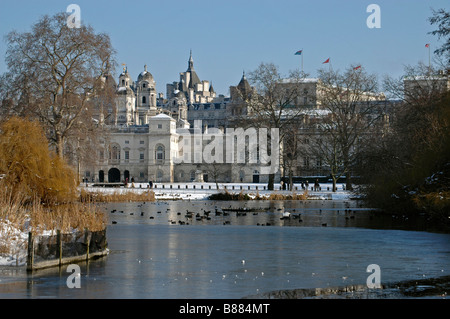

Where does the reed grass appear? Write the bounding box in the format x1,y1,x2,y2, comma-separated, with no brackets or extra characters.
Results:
0,188,107,239
79,189,156,203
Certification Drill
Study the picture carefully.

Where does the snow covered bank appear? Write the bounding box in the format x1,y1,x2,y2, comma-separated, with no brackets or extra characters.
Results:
81,182,353,201
0,220,29,266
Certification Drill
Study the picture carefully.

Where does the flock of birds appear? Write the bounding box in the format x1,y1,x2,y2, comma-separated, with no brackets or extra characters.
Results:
109,201,359,227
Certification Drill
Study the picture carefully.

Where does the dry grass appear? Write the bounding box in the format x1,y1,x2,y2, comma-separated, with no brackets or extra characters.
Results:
79,189,156,203
0,188,107,237
27,202,107,234
265,190,309,200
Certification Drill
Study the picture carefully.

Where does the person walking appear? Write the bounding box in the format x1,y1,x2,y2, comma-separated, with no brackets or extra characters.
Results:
314,179,320,191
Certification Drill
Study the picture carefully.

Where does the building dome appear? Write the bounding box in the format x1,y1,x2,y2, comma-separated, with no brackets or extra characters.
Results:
116,86,134,95
138,65,154,83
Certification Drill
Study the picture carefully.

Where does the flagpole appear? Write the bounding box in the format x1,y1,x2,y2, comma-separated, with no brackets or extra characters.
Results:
302,50,304,74
428,44,431,74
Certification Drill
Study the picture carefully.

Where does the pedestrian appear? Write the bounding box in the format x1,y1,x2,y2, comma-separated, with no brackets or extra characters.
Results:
314,179,320,191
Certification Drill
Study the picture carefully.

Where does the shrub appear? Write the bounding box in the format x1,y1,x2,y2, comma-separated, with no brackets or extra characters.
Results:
0,117,77,204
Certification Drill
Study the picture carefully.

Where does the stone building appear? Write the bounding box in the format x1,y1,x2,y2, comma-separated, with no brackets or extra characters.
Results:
166,51,216,104
83,54,398,185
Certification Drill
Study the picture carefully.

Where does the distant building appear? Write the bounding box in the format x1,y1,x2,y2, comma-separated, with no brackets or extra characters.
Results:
403,69,450,102
166,51,216,104
82,54,396,185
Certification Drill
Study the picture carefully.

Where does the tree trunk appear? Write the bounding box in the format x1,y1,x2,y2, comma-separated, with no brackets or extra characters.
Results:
289,170,293,191
215,179,219,191
332,176,337,192
267,173,274,190
55,133,64,159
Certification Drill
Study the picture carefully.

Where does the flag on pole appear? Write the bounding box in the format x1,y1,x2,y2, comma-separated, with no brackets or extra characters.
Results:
295,50,303,55
425,43,430,48
323,58,330,64
353,65,361,70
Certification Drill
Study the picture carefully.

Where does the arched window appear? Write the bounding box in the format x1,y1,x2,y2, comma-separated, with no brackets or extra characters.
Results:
155,145,165,162
142,96,147,104
109,144,120,160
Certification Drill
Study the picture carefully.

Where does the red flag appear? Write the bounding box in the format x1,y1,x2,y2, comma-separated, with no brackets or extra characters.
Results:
323,58,330,64
425,43,430,48
353,65,361,70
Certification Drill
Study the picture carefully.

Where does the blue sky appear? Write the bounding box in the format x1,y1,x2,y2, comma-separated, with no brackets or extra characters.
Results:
0,0,448,96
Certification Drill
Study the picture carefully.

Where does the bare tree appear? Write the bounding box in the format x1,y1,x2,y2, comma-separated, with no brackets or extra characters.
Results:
233,63,309,190
311,65,385,191
282,122,301,191
2,12,116,159
428,8,450,64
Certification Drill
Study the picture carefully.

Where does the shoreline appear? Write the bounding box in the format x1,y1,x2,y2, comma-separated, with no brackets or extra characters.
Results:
80,182,353,201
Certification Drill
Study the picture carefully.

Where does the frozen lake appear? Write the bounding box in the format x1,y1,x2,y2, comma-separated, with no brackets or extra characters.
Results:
1,200,449,299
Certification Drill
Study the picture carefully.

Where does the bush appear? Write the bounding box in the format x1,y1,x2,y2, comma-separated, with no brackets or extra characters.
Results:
0,117,77,204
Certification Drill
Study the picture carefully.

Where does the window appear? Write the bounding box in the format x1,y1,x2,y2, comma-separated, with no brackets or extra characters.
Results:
125,140,129,144
156,145,165,161
125,151,130,160
157,124,162,129
140,140,145,145
143,83,146,88
99,150,104,161
142,96,146,104
303,157,310,169
140,152,145,161
109,144,120,160
316,158,322,168
140,172,145,179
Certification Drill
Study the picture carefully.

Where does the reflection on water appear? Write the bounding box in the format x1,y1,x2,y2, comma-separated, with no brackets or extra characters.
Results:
1,200,449,299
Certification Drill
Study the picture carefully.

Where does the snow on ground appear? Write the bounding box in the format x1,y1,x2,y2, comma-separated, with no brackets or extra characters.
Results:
0,220,81,267
0,220,29,266
82,182,352,201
